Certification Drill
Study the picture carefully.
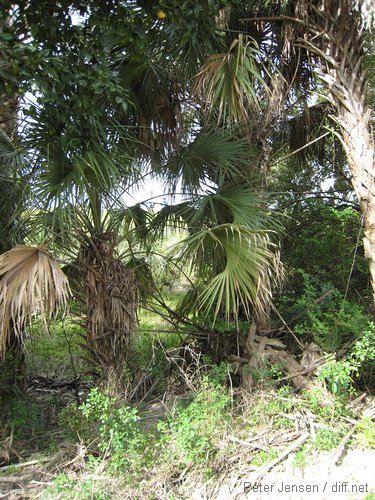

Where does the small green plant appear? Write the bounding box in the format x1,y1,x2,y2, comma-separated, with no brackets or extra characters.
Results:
41,473,109,499
302,386,350,421
282,270,370,353
313,425,342,450
354,416,375,449
243,387,296,429
316,322,375,394
242,356,283,387
317,356,355,395
362,493,375,500
292,444,310,469
206,360,231,386
159,377,230,467
251,449,278,466
350,322,375,387
61,387,148,472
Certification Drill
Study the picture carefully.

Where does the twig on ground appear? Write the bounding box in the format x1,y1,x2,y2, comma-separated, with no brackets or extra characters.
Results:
0,457,50,472
228,436,271,452
247,432,309,482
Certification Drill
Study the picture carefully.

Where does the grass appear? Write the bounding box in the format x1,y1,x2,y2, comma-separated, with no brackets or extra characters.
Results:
25,317,85,379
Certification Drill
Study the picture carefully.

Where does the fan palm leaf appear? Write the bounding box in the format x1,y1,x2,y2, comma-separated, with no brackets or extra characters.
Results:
173,224,279,323
163,128,252,192
0,245,71,353
193,34,267,124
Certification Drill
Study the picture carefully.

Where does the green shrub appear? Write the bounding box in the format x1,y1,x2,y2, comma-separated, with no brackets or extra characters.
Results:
317,323,375,394
302,386,351,421
317,356,355,395
279,270,370,353
313,425,343,450
158,377,230,467
41,473,109,500
60,388,148,471
350,322,375,387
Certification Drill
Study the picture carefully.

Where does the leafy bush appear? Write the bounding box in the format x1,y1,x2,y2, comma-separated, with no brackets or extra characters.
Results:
41,473,109,500
350,322,375,387
61,388,147,471
317,356,355,394
302,386,351,420
317,323,375,394
158,377,230,467
289,271,370,351
313,425,343,450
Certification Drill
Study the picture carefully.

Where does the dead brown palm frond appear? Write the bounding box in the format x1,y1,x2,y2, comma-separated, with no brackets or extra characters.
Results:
0,245,71,353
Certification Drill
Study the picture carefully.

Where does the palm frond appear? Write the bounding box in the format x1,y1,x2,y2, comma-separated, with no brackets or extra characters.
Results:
0,129,25,174
163,128,251,192
161,6,222,78
173,224,279,323
148,202,193,241
193,34,267,124
118,59,183,154
0,245,71,353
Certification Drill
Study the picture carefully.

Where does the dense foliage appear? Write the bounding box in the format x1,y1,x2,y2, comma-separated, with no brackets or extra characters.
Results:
0,2,375,494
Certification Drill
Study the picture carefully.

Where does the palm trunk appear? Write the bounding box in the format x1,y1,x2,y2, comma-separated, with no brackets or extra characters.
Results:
303,0,375,302
80,232,136,393
334,89,375,301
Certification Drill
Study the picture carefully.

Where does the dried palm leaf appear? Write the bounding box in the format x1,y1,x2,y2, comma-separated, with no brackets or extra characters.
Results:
0,245,71,353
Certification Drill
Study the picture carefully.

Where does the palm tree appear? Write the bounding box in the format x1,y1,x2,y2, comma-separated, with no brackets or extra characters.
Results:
0,1,285,388
300,0,375,302
232,0,375,304
151,130,281,327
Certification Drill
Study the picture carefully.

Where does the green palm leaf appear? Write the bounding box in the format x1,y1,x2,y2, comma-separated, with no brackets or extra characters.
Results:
163,128,251,192
173,224,278,323
193,34,267,124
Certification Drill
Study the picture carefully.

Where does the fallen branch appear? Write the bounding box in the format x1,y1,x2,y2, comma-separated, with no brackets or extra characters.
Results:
0,457,49,472
228,436,271,452
247,431,309,482
0,474,34,483
334,401,375,466
334,425,358,466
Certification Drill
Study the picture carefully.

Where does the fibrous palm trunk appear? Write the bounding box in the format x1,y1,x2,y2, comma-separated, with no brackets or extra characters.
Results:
79,232,136,393
302,0,375,302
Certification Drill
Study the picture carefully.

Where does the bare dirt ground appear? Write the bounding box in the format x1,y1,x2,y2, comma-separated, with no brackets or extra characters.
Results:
211,449,375,500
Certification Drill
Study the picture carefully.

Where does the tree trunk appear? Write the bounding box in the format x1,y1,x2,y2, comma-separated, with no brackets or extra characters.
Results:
79,232,136,393
0,14,26,390
304,0,375,303
335,89,375,302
